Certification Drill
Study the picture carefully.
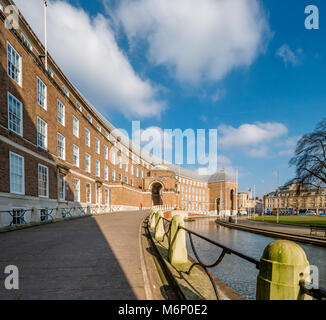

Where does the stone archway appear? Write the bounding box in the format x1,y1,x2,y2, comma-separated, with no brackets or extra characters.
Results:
151,182,163,206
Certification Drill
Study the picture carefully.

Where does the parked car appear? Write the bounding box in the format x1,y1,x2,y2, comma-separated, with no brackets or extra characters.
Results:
239,211,248,216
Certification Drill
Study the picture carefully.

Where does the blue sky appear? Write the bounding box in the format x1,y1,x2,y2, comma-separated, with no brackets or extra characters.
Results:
15,0,326,197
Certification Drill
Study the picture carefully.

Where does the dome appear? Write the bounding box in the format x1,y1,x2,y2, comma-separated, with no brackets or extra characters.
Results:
208,167,235,183
152,164,171,171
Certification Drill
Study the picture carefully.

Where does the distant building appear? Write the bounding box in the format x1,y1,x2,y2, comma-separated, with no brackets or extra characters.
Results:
264,183,326,214
237,192,262,214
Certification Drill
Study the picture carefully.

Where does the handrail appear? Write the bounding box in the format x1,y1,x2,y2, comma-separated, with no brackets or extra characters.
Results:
0,205,111,228
299,280,326,300
150,212,325,300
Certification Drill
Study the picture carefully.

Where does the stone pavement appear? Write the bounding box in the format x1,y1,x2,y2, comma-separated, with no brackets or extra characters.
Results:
0,210,150,300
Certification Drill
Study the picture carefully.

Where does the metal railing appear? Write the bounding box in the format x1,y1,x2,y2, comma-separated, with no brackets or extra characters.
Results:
0,205,111,228
150,213,326,300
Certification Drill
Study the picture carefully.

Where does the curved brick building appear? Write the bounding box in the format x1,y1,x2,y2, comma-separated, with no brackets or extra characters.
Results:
0,0,237,224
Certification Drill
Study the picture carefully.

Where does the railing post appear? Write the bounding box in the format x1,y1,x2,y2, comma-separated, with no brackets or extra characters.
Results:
154,211,165,241
168,215,188,266
256,240,312,300
31,207,38,224
149,209,156,231
55,207,62,221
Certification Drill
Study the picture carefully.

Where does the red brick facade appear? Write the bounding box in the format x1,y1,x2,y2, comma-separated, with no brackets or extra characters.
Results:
0,1,236,215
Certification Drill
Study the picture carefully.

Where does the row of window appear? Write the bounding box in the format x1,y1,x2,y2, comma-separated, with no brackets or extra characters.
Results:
181,194,208,202
178,176,207,188
6,40,152,171
10,152,48,197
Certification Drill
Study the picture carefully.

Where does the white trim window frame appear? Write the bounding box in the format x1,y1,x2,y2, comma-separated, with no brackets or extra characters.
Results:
85,153,91,173
37,117,48,150
57,133,66,160
104,165,108,181
96,160,100,177
57,100,65,126
8,92,23,136
85,128,90,147
37,77,47,110
73,178,80,202
73,144,79,167
58,173,66,201
9,152,25,195
72,115,79,138
86,182,91,204
104,145,108,160
38,164,49,198
21,33,33,51
7,41,22,86
95,138,100,154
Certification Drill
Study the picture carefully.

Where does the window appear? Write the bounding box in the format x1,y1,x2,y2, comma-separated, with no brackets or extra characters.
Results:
73,116,79,138
125,163,128,172
58,173,65,201
38,164,49,198
136,168,139,178
85,129,90,147
111,150,116,165
10,152,24,194
73,145,79,167
88,114,92,123
8,92,23,136
105,189,109,205
62,85,69,97
141,170,144,179
21,33,32,51
57,133,65,160
94,138,100,154
131,165,134,175
37,117,47,149
7,42,22,86
57,100,65,126
86,183,91,203
73,178,80,202
125,176,128,184
119,173,122,182
37,77,47,109
12,209,25,225
131,179,134,186
85,153,91,173
97,124,101,132
104,165,108,181
96,160,100,177
76,103,82,112
119,156,122,169
104,145,108,160
112,169,116,182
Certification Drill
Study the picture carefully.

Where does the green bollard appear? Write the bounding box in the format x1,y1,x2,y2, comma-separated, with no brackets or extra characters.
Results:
168,215,188,266
256,240,312,300
154,211,165,241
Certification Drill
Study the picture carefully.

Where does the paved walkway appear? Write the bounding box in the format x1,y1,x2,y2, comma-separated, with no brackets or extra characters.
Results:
0,210,150,300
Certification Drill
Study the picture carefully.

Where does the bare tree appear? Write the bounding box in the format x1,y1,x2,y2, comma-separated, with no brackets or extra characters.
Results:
289,119,326,188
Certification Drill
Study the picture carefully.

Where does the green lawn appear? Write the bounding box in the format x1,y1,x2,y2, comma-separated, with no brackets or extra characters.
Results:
251,216,326,227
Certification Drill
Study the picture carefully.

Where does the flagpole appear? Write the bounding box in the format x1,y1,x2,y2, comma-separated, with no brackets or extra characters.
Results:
44,0,48,71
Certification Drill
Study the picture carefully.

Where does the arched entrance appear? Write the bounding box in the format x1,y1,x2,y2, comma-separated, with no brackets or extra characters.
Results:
151,182,163,206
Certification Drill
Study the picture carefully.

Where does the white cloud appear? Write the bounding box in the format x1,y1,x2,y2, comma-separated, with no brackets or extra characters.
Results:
115,0,271,84
14,0,165,118
276,44,302,66
218,122,288,148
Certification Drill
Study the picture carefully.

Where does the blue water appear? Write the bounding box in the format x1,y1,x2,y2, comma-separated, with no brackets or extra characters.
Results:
185,218,326,300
